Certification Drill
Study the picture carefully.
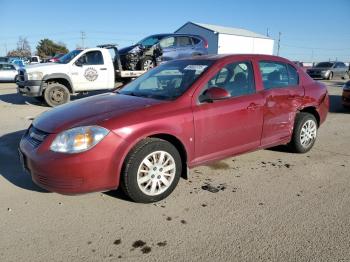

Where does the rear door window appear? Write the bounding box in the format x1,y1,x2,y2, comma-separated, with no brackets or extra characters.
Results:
259,61,299,89
287,64,299,86
192,37,201,45
176,36,193,47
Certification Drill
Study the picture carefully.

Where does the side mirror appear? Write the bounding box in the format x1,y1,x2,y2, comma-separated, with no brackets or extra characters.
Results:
75,60,83,67
200,87,231,103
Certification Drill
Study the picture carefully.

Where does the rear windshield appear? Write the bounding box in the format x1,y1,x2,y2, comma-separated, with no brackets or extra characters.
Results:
315,62,334,68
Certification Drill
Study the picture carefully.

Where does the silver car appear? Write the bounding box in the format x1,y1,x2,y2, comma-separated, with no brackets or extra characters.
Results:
0,62,18,82
306,61,348,80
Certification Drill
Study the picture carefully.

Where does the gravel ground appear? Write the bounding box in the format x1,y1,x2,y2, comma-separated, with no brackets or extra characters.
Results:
0,80,349,262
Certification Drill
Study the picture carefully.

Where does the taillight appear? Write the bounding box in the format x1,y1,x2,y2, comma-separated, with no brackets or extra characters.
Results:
203,38,208,49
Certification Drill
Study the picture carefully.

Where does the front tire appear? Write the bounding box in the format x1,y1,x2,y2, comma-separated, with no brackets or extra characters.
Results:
44,82,70,107
140,56,155,71
328,71,333,80
288,112,317,153
121,138,182,203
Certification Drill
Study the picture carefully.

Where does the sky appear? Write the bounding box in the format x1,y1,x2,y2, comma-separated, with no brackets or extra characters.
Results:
0,0,349,62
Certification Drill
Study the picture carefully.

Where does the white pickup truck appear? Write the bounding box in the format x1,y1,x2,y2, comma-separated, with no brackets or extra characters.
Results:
17,45,147,107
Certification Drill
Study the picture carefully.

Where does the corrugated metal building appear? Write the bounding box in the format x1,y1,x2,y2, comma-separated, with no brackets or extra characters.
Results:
175,22,274,55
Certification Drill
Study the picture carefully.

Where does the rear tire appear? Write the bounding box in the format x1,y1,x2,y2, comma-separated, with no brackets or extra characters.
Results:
44,82,70,107
288,112,318,153
121,138,182,203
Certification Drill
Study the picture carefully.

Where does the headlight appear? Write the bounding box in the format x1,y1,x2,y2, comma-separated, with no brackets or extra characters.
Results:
50,126,109,153
27,71,44,80
321,70,327,74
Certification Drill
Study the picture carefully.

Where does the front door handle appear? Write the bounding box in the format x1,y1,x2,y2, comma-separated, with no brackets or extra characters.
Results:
288,95,297,100
100,68,107,71
247,103,260,110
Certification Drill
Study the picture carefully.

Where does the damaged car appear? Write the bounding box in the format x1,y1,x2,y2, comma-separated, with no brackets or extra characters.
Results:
118,34,208,71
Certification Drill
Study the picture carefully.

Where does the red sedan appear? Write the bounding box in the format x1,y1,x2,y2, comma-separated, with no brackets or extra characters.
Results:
19,54,329,203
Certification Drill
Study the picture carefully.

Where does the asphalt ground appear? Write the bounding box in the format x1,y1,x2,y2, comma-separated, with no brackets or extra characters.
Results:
0,80,349,262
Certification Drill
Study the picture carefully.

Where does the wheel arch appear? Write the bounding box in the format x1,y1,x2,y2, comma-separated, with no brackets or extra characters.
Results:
299,106,320,127
149,133,188,179
41,73,74,94
118,132,190,182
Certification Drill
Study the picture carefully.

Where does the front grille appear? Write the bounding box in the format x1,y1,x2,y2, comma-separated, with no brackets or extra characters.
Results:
35,174,83,189
24,126,49,148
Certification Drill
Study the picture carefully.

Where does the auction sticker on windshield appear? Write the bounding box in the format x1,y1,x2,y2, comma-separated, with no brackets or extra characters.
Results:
184,65,208,72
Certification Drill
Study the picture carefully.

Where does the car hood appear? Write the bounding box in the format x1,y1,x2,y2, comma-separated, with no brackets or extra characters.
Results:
33,93,164,133
25,63,67,73
118,45,138,55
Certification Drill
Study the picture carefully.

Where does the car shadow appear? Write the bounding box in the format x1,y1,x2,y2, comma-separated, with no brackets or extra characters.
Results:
103,189,131,202
0,93,45,106
0,130,48,192
0,90,111,107
329,94,350,114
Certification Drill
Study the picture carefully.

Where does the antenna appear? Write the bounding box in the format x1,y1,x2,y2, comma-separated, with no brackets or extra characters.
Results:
81,31,86,48
277,32,281,56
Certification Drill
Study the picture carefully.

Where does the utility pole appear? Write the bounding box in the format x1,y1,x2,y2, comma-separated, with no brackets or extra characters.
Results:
277,32,281,56
266,28,269,37
80,31,86,48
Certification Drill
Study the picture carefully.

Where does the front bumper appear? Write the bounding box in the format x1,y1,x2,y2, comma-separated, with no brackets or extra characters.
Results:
19,127,126,194
17,80,43,97
342,90,350,107
307,70,329,79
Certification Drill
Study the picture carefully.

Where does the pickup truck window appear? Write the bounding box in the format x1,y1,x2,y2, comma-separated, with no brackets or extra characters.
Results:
58,50,82,64
78,51,104,65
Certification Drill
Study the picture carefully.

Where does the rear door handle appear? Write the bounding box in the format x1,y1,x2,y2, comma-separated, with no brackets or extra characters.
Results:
288,95,297,100
247,103,260,110
100,68,107,71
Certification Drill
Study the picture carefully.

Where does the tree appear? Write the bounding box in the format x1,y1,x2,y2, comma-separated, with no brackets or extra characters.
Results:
36,39,69,58
7,37,31,57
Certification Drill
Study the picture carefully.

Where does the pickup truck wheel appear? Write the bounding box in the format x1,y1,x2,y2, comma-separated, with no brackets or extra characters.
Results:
44,82,70,107
140,56,155,71
121,138,182,203
288,112,317,153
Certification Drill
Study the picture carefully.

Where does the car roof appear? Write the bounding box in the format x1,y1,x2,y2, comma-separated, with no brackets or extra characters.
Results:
147,33,205,38
177,54,294,63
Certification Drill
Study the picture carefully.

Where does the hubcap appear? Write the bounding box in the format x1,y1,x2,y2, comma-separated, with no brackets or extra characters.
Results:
300,119,317,148
50,88,65,104
137,151,176,196
143,60,154,71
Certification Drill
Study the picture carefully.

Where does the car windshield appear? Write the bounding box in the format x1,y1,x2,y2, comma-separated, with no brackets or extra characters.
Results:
58,50,82,64
137,35,166,47
315,62,334,68
119,59,214,100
